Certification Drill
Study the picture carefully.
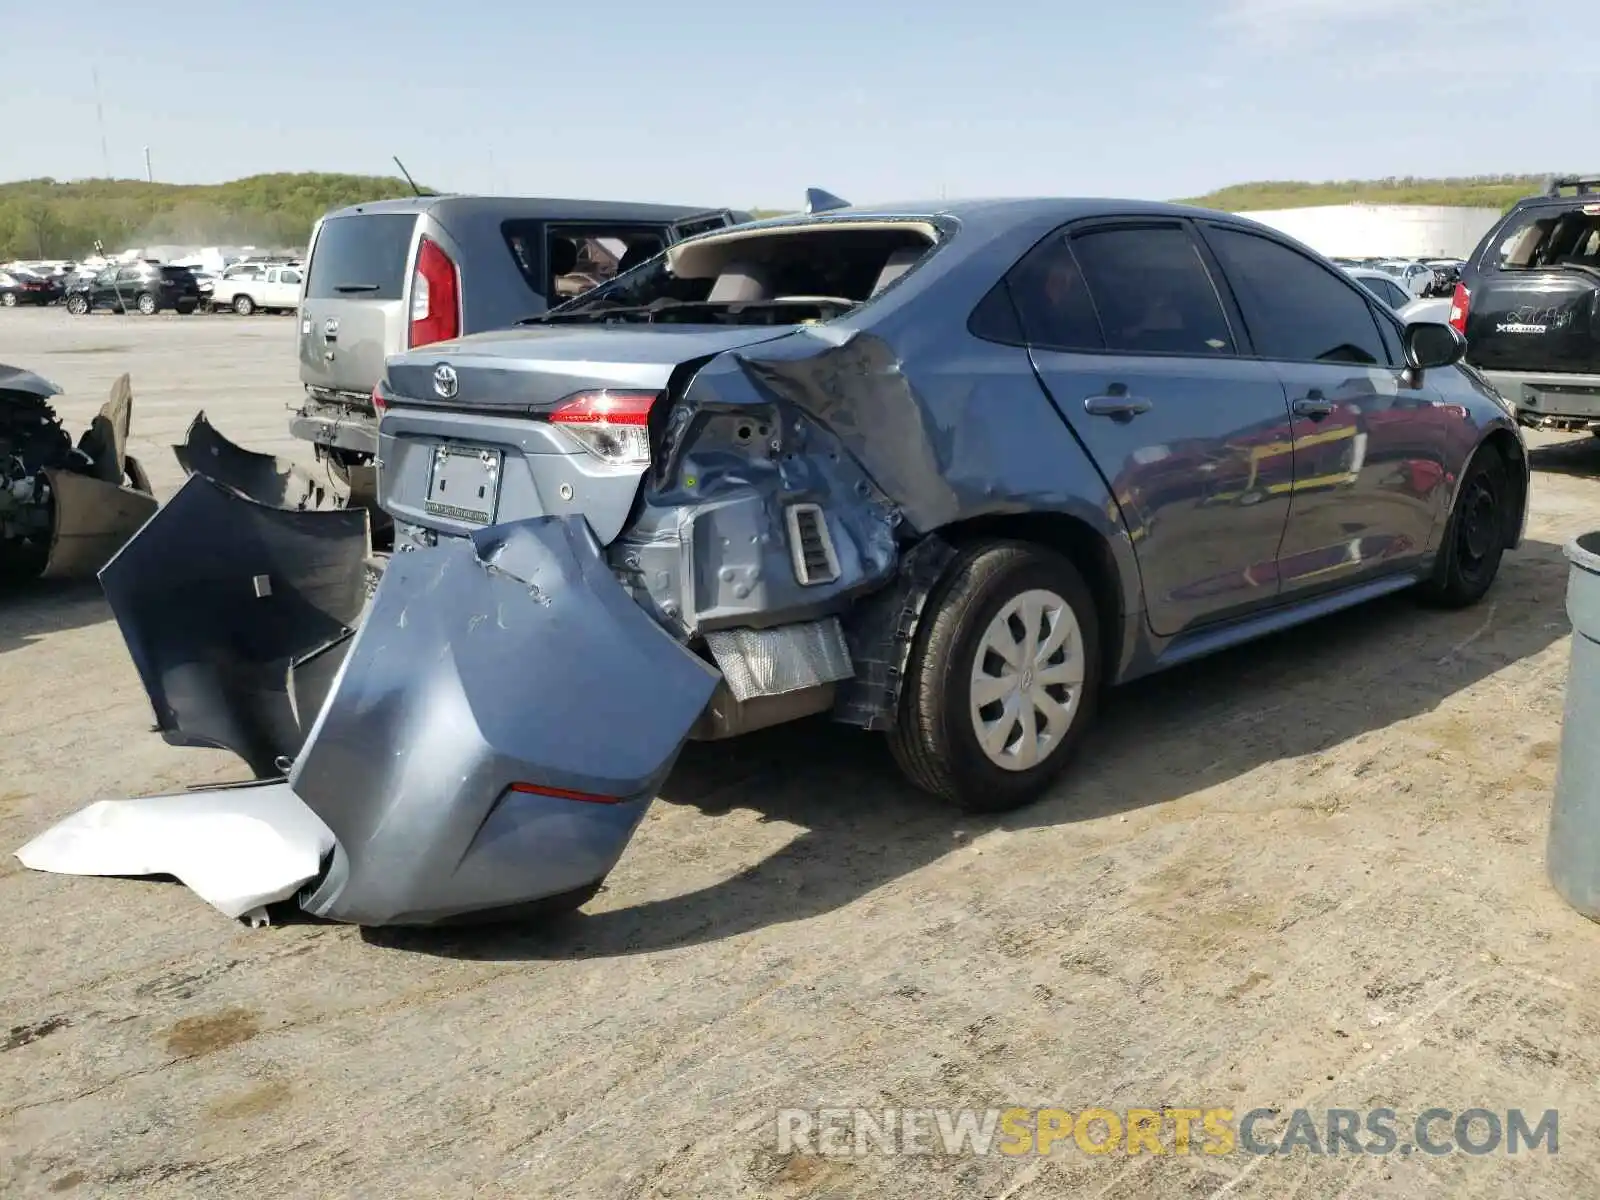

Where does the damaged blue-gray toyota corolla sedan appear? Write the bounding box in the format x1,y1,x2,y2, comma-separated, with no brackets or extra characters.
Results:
79,198,1529,926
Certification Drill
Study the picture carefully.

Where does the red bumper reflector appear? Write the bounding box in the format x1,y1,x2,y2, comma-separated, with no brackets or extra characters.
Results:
509,781,623,804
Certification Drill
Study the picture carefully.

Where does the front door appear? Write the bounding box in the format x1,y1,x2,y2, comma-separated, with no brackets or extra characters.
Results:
1199,223,1447,593
1010,220,1296,637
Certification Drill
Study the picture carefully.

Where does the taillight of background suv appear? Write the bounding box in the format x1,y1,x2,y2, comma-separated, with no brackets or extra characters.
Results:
409,236,460,347
1448,282,1470,334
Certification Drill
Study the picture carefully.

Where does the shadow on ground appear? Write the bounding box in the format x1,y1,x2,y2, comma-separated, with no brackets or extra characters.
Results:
365,538,1571,962
0,579,110,656
1530,435,1600,480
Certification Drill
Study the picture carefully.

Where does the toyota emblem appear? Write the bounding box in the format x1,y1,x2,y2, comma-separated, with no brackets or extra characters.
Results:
433,363,458,399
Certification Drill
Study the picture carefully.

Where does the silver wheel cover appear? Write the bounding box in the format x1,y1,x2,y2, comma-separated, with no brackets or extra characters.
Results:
969,587,1084,771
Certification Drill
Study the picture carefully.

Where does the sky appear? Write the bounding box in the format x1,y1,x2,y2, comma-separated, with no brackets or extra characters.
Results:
2,0,1595,207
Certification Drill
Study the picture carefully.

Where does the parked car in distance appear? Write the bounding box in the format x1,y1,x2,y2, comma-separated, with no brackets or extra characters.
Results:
366,197,1527,827
1344,267,1412,310
1452,175,1600,431
64,263,201,316
0,269,61,307
1370,259,1436,298
290,193,750,505
212,262,303,314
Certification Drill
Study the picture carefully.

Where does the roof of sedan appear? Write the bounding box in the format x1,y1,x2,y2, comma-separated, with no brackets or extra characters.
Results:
722,197,1244,237
321,195,736,222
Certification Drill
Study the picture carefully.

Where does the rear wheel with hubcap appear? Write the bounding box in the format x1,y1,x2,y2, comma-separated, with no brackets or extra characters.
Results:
65,294,89,315
1,292,16,308
889,542,1101,812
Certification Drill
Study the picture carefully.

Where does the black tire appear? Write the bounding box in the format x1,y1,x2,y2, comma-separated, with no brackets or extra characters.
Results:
65,294,88,316
136,292,158,315
888,541,1102,812
233,294,255,315
175,301,197,315
1417,446,1509,608
1,292,16,308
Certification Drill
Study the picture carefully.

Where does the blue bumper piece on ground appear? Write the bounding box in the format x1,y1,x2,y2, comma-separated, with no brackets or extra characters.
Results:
98,476,720,926
294,517,720,925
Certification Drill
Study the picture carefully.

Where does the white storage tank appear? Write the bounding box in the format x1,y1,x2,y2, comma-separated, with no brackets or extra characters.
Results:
1227,204,1504,259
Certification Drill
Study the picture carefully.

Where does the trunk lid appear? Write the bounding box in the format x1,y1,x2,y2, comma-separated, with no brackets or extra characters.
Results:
299,212,418,399
1464,268,1600,374
378,323,793,545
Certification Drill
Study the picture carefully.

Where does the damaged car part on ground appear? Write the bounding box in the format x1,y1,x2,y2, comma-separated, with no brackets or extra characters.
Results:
16,198,1532,929
0,365,158,583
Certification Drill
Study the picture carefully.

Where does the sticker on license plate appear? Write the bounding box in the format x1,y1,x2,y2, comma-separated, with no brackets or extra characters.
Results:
424,444,502,525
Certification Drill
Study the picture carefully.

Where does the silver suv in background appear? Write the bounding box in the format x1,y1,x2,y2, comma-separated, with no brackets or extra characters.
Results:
292,195,748,503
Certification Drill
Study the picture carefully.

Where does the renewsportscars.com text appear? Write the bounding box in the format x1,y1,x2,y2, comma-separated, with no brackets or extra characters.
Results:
775,1106,1559,1158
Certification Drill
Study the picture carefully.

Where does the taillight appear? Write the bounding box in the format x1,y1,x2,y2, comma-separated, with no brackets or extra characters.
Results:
1448,282,1470,334
371,382,386,414
548,389,658,466
409,236,459,348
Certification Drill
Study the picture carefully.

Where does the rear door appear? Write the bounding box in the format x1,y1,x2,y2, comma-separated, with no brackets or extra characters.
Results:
1014,219,1296,637
299,212,419,397
1464,203,1600,376
1199,222,1446,592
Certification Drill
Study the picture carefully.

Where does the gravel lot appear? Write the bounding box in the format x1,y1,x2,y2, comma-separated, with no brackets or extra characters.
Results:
3,305,1600,1198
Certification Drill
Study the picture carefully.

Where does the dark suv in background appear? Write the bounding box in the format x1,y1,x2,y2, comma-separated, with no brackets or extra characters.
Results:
291,195,750,505
1451,175,1600,430
64,262,202,316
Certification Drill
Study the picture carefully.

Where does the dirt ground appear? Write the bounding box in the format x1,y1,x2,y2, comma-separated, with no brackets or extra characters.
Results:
3,305,1600,1198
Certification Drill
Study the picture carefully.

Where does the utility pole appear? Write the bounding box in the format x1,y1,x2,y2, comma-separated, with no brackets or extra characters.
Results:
143,147,153,183
92,68,110,177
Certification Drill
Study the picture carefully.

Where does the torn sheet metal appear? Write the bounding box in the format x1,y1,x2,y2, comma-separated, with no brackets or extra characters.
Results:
174,410,347,512
292,515,721,925
98,472,371,778
39,467,158,580
15,782,335,921
610,396,899,638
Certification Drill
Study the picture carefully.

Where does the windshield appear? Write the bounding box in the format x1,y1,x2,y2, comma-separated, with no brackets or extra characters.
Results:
530,220,941,327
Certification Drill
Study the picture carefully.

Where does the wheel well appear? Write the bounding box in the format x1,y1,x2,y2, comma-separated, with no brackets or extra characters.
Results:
933,512,1125,681
1478,427,1526,545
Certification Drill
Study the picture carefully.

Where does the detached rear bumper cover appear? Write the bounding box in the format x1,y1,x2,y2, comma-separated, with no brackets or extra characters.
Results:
22,497,718,926
292,517,719,925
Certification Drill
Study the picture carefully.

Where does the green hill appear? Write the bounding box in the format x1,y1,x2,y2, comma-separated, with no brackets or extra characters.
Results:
1178,175,1554,213
0,173,431,260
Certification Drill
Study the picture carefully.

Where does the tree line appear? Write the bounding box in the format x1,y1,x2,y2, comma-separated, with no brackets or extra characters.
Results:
0,173,429,260
0,170,1564,261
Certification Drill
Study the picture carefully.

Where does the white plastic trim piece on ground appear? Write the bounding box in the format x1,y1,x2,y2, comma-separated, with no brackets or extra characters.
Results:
14,782,335,922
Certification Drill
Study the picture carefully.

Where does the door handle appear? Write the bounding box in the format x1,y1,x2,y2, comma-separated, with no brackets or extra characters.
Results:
1293,393,1334,419
1084,394,1153,420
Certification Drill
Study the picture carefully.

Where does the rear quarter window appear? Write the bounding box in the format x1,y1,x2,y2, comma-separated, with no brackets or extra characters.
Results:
1488,206,1600,271
304,214,417,301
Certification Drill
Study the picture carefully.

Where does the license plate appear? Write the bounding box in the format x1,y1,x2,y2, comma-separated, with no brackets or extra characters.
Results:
424,444,502,525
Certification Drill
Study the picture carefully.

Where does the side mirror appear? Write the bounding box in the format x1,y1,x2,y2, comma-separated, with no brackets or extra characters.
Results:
1402,321,1465,374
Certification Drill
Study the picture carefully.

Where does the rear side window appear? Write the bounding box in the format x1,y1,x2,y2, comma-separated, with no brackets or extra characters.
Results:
1071,226,1236,355
1489,207,1600,271
304,214,416,300
1004,234,1105,351
1206,226,1390,366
